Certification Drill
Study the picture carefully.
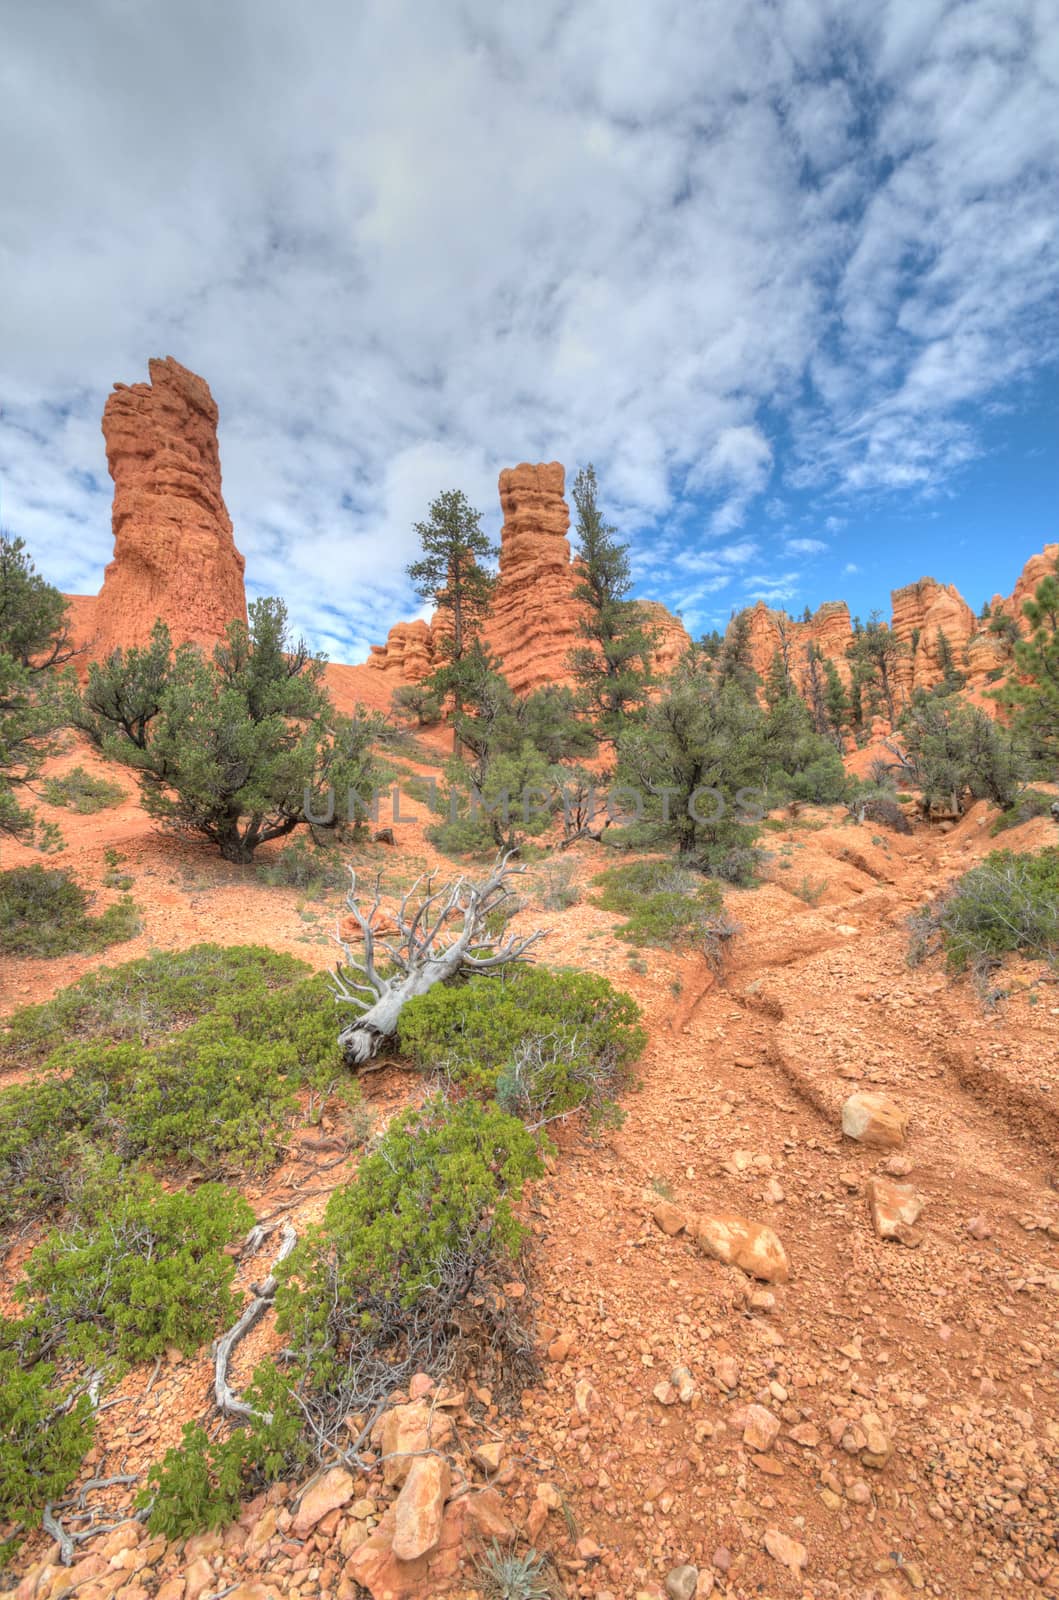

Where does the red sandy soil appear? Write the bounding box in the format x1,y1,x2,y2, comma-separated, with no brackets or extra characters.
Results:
1,741,1057,1599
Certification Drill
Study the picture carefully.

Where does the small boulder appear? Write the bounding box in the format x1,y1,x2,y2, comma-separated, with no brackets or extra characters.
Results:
694,1214,789,1283
664,1566,699,1600
841,1092,909,1150
763,1528,808,1574
867,1175,924,1244
292,1467,354,1537
372,1400,456,1487
652,1200,688,1236
392,1455,451,1562
743,1405,781,1452
859,1412,893,1468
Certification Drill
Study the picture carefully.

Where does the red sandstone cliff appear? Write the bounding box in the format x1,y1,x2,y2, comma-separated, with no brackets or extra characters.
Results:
745,600,855,694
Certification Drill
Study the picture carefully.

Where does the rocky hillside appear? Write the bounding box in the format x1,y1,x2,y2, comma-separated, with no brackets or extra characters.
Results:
2,737,1056,1599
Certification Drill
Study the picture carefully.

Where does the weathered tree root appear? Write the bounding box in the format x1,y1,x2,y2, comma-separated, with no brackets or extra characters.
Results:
213,1222,297,1422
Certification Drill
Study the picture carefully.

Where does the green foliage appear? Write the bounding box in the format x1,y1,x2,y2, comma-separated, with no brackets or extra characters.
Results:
141,1365,307,1538
566,464,656,743
277,1097,543,1375
398,965,645,1116
0,864,139,957
391,682,443,727
616,661,765,875
715,611,759,698
0,948,349,1229
256,835,347,892
996,554,1059,767
0,1347,94,1544
790,874,829,906
893,698,1026,814
933,628,967,692
477,1542,554,1600
0,535,77,846
41,765,125,813
75,600,374,862
990,789,1057,835
909,847,1059,974
428,742,560,858
19,1168,253,1366
1,942,309,1065
408,490,496,695
760,694,850,804
846,612,905,726
141,1420,243,1538
591,859,724,947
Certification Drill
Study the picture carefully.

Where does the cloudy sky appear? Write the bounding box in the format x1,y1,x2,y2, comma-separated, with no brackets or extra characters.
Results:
2,0,1057,661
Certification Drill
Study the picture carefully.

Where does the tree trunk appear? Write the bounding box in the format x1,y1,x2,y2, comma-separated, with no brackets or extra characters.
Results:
338,947,469,1063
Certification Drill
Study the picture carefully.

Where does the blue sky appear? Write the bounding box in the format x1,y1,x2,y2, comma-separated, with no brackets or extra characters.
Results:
1,0,1056,661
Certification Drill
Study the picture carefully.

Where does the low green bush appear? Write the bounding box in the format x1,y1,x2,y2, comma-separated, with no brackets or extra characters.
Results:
909,847,1059,975
591,859,724,947
0,1345,94,1552
535,858,581,910
255,836,348,893
777,751,850,806
846,786,912,834
41,766,126,813
140,1363,307,1538
990,789,1057,835
19,1168,253,1367
397,965,645,1120
0,951,355,1231
281,1098,542,1328
1,943,310,1066
0,865,139,958
148,1099,549,1534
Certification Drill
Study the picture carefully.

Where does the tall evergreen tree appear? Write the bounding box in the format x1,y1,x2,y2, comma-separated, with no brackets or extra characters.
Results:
997,553,1059,767
933,627,966,693
846,611,905,725
566,465,657,745
407,489,496,742
0,535,74,843
823,655,851,745
715,609,759,699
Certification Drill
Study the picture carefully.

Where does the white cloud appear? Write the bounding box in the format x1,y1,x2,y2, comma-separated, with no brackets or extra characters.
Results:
843,562,861,574
785,537,828,554
0,0,1055,658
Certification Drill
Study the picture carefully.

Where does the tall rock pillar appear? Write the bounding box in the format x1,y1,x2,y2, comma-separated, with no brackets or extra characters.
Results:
93,357,247,656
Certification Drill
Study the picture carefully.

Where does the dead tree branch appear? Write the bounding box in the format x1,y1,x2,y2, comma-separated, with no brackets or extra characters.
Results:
332,850,547,1065
213,1222,297,1423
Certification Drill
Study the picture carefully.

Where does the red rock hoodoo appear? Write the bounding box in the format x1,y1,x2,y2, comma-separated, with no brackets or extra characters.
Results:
90,357,247,657
480,462,582,696
366,462,690,698
367,619,435,682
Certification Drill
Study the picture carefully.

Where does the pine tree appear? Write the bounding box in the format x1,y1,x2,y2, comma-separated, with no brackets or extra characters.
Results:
566,465,656,745
78,600,374,862
764,649,793,710
997,554,1059,767
803,642,829,735
823,656,850,744
0,535,74,843
934,628,966,693
846,611,905,724
715,610,759,699
407,488,495,698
